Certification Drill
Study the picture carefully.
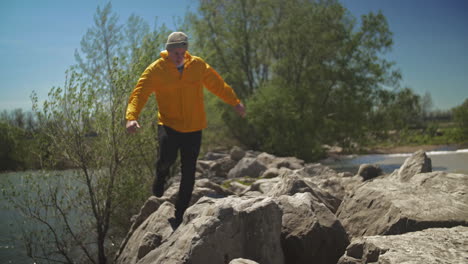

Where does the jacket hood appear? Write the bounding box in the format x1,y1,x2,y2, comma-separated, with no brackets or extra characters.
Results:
160,50,193,62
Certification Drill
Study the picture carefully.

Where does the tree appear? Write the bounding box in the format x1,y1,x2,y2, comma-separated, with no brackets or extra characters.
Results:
4,3,169,263
421,91,433,120
0,109,42,170
453,98,468,140
370,87,423,135
0,122,24,170
189,0,401,159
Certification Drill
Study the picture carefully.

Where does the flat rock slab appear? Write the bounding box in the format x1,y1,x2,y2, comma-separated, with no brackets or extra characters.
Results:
338,226,468,264
337,171,468,237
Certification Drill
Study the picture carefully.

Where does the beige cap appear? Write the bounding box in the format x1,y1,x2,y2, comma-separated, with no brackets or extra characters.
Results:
166,32,189,50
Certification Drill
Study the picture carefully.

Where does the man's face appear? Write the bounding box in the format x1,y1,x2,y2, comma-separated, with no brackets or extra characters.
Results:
168,48,187,67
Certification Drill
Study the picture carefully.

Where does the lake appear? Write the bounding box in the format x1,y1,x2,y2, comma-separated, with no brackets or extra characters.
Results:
0,170,85,264
1,171,37,264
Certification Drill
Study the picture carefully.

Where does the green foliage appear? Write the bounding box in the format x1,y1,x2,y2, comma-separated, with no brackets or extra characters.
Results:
189,0,402,160
370,87,423,134
0,110,44,171
453,99,468,140
3,3,171,263
0,122,25,170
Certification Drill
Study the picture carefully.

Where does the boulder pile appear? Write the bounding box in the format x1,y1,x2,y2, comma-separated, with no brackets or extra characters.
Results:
114,148,468,264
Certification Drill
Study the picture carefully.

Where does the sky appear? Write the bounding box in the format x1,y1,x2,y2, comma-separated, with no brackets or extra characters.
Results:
0,0,467,112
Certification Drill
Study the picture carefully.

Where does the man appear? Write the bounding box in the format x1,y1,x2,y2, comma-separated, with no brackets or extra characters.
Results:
125,32,245,228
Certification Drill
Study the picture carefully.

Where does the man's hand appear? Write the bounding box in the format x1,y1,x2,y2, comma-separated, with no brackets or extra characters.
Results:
126,120,141,133
233,103,246,118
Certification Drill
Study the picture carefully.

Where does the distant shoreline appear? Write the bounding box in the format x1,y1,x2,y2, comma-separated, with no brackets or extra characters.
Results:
362,143,467,155
321,143,468,165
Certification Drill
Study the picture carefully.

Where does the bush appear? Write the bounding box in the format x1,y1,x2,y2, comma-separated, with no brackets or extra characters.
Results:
453,99,468,141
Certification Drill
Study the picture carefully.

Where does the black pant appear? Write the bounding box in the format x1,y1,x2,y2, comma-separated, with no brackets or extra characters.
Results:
153,125,202,221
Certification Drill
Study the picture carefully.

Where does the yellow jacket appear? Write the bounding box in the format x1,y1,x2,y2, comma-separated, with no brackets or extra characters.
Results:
126,50,241,132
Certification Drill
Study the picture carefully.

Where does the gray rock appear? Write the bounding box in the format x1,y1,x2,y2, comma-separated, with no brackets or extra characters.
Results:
255,152,276,165
340,171,354,177
163,179,234,206
277,193,349,264
114,196,166,261
338,226,468,264
297,164,370,202
260,167,292,179
301,163,339,177
356,164,383,181
137,232,162,260
207,156,238,178
227,157,267,178
225,181,249,194
398,150,432,181
115,202,175,264
242,190,263,197
241,178,280,195
229,258,259,264
230,146,246,161
245,150,261,158
337,171,468,237
268,169,341,213
254,153,304,170
260,167,280,178
202,151,228,161
137,196,284,264
196,160,214,173
268,157,305,170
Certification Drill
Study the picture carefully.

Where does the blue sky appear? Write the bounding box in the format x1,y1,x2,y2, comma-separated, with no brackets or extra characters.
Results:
342,0,468,110
0,0,467,111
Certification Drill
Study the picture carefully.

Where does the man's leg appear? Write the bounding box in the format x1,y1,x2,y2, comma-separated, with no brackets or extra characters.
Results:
174,130,202,224
153,125,179,197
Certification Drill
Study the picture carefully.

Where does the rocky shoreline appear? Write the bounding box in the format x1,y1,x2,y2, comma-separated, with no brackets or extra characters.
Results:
114,147,468,264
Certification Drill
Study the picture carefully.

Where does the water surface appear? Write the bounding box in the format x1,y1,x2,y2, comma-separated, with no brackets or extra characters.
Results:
323,149,468,174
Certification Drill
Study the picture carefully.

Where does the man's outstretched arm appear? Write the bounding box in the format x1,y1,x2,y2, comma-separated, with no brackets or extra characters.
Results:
202,63,246,117
125,65,157,133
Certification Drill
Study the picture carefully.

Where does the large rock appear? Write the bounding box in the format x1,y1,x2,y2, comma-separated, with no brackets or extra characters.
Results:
115,196,166,260
255,152,304,170
255,152,276,165
163,178,234,206
261,167,293,179
137,196,284,264
227,157,267,178
398,149,432,181
230,146,246,161
241,178,280,196
268,169,341,213
338,226,468,264
206,156,238,178
115,202,175,264
356,164,383,181
277,193,349,264
268,157,305,170
202,151,228,161
225,181,249,194
298,163,363,201
196,160,214,173
337,170,468,237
